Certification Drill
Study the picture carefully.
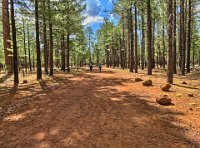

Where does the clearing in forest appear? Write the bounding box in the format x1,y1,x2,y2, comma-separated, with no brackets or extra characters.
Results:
0,68,200,147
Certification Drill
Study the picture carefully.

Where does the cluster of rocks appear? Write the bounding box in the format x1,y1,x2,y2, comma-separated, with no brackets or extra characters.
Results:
134,78,195,106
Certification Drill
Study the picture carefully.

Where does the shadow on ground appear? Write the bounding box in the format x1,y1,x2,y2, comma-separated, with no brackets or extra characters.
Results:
0,70,199,147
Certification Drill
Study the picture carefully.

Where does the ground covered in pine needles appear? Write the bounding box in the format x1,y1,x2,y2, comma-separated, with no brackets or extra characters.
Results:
0,67,200,147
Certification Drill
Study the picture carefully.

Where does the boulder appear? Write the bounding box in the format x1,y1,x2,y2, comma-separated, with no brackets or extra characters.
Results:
156,95,172,105
135,78,143,82
160,84,171,91
143,80,152,86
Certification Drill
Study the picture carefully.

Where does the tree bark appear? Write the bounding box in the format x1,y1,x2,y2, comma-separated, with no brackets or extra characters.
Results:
186,0,191,73
134,4,138,73
23,19,27,73
129,6,134,72
2,0,12,73
147,0,152,75
35,0,42,79
66,33,70,72
10,0,19,84
48,0,53,76
180,0,186,75
167,0,174,84
61,34,66,71
27,26,32,72
141,7,145,70
43,0,48,74
173,0,177,74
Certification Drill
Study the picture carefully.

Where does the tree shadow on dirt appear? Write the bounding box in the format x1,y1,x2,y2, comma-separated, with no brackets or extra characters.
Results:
0,71,200,147
0,73,13,83
173,83,199,90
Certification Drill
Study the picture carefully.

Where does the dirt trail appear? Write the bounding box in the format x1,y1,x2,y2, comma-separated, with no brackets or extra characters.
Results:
0,69,200,148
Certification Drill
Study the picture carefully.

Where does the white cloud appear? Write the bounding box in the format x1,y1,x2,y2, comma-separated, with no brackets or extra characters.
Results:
83,16,104,26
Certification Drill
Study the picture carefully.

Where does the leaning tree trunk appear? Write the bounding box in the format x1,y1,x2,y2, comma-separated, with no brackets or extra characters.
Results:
2,0,13,73
167,0,174,84
35,0,42,79
147,0,152,75
10,0,19,84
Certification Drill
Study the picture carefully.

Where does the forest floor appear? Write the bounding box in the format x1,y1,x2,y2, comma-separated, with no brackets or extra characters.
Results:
0,67,200,148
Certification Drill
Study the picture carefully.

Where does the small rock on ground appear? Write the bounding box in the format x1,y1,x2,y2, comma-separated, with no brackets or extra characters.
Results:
156,95,172,105
143,80,153,86
135,78,143,82
160,84,171,91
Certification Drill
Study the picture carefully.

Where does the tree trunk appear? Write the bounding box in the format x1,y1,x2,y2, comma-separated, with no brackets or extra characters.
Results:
134,4,138,73
147,0,152,75
186,0,191,73
152,19,155,69
173,0,177,74
35,0,42,79
167,0,174,84
43,0,48,74
141,7,145,70
122,12,125,70
129,6,134,72
180,0,186,75
2,0,12,73
48,1,53,76
23,19,27,73
162,23,166,69
66,33,70,72
27,26,32,72
61,34,66,71
10,0,19,84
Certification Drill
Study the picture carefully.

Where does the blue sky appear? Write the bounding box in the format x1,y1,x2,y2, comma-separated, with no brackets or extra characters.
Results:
83,0,115,34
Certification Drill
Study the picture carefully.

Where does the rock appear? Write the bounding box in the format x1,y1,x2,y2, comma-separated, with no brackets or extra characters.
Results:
135,78,143,82
156,95,172,105
143,80,153,86
182,81,187,84
188,93,194,97
23,80,28,84
160,84,171,91
190,108,193,111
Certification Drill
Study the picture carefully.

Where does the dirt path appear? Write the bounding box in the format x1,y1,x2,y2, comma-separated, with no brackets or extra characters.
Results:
0,69,200,148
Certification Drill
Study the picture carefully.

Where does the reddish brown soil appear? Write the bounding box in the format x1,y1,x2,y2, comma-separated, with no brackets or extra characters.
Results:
0,68,200,148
